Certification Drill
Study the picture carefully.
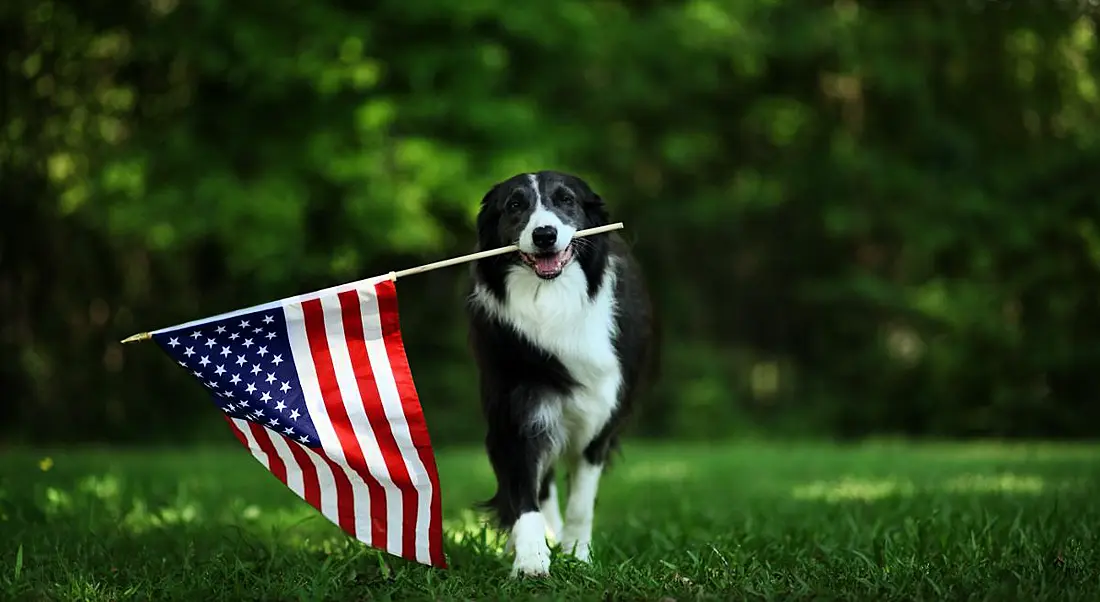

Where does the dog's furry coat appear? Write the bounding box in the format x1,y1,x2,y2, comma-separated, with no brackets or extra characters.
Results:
465,171,657,576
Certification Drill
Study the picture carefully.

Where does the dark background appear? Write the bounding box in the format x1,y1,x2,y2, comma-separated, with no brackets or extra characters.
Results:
4,0,1100,447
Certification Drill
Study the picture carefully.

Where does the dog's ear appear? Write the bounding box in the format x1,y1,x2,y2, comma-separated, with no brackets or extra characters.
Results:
583,190,610,227
478,182,501,208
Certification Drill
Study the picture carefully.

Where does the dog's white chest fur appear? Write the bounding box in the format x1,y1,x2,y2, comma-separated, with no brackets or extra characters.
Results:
475,260,622,456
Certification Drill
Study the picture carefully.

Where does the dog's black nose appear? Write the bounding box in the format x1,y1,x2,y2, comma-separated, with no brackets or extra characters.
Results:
532,225,557,250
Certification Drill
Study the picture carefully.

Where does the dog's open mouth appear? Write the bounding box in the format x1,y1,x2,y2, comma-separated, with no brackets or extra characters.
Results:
519,245,574,279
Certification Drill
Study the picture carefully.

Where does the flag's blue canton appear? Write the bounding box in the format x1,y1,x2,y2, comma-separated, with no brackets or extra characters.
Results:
153,308,321,448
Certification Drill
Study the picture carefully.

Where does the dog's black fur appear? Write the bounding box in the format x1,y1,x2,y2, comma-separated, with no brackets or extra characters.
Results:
464,170,657,551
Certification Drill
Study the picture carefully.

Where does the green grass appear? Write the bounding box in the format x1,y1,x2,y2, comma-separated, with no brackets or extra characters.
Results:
1,440,1099,600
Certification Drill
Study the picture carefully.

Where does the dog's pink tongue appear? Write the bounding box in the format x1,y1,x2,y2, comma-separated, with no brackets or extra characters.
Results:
534,253,563,275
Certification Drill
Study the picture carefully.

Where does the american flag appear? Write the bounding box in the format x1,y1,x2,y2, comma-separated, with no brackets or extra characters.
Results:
150,275,446,568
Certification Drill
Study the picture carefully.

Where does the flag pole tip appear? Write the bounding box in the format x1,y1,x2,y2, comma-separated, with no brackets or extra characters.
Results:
121,332,152,344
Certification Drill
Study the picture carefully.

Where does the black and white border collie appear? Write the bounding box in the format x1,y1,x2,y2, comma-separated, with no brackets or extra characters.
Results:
466,170,656,577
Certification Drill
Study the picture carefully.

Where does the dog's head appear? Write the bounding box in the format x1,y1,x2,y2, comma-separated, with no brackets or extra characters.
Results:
476,171,609,280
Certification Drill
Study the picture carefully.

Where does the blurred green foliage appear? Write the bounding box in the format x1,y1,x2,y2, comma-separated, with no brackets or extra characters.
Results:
3,0,1100,445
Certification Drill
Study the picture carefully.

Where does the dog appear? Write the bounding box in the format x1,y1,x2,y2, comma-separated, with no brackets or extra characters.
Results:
465,170,657,577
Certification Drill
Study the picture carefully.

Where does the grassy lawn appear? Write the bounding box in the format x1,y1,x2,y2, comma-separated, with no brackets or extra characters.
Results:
1,440,1098,601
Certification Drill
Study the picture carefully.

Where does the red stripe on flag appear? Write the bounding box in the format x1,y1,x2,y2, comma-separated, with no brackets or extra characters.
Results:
302,297,388,546
310,450,357,536
338,288,418,561
229,416,325,527
375,278,447,568
285,439,323,511
224,415,249,447
247,421,288,485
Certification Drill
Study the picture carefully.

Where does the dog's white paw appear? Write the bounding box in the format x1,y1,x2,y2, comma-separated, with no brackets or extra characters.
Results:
510,541,551,577
560,529,591,563
509,511,552,577
571,542,591,562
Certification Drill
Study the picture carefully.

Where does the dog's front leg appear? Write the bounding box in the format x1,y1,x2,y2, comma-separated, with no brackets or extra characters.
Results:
485,419,554,577
539,468,564,542
559,456,603,562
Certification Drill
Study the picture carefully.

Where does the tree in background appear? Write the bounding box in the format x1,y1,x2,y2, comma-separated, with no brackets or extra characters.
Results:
3,0,1099,445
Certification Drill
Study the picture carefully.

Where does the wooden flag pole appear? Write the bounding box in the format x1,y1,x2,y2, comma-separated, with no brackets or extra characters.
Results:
390,221,623,279
119,221,625,344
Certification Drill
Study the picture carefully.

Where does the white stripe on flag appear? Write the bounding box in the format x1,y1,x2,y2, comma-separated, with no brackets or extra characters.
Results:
259,419,346,534
235,418,271,469
266,429,304,497
283,301,376,543
359,284,436,565
300,441,341,528
319,291,405,557
151,273,395,336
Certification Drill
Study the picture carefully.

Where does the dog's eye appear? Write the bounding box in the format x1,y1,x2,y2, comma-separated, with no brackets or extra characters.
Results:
553,190,575,206
505,193,524,212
